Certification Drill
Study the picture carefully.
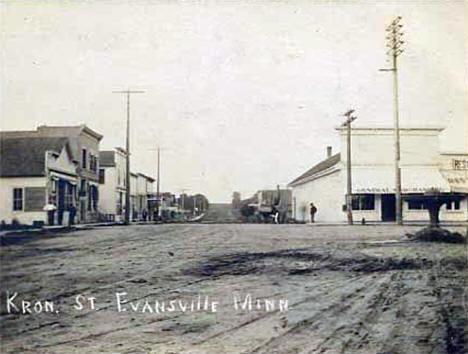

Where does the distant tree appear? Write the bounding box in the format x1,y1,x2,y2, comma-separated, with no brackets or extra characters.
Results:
193,194,209,212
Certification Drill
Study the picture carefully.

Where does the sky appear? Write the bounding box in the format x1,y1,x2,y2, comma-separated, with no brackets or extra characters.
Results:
1,0,467,202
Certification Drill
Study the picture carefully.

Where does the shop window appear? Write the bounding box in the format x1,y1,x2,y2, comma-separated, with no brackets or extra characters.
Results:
92,186,98,211
88,186,92,211
64,184,74,210
446,200,460,210
351,194,375,210
408,200,425,210
13,188,23,211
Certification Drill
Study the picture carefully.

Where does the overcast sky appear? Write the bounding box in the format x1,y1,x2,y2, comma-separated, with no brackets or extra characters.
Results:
1,0,466,202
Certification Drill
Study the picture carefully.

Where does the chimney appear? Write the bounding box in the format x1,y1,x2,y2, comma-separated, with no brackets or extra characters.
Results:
327,146,332,158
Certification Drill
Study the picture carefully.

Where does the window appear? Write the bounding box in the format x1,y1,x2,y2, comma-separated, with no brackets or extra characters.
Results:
91,186,98,210
99,168,105,184
64,184,74,210
82,149,87,169
89,154,98,173
351,194,375,210
408,200,425,210
88,185,92,211
13,188,23,211
80,179,87,196
446,200,461,210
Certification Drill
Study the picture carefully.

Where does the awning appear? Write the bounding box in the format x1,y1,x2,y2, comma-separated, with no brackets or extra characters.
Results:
351,167,451,194
50,171,78,183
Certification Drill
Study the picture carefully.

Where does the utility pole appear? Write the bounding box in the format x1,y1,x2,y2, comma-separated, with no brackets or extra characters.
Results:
380,16,404,225
342,109,357,225
180,188,188,219
149,146,162,218
157,146,160,198
113,89,145,225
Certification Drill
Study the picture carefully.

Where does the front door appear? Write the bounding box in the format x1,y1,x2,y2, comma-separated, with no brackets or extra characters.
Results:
57,180,66,225
381,194,396,221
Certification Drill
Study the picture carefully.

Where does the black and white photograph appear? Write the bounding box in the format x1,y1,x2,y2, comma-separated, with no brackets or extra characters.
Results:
0,0,467,353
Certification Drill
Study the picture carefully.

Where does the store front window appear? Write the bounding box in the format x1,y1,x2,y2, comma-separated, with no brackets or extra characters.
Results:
352,194,375,210
408,200,425,210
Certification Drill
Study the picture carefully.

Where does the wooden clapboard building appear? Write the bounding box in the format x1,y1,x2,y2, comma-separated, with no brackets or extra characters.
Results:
0,137,79,225
1,125,103,223
289,127,468,223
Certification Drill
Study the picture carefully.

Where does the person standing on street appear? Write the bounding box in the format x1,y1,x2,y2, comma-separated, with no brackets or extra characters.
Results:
68,205,77,227
310,202,317,223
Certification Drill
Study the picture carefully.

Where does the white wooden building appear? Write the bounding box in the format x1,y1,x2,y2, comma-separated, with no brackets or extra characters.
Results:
289,127,468,223
0,137,79,225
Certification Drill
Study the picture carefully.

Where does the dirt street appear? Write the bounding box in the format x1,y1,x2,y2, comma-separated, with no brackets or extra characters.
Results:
0,223,466,353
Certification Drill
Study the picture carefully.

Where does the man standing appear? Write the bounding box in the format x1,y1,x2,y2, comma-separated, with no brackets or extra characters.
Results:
310,202,317,223
68,205,77,227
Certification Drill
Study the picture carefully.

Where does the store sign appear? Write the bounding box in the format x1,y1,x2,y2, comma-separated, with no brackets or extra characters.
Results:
355,187,442,193
446,177,467,184
452,159,468,170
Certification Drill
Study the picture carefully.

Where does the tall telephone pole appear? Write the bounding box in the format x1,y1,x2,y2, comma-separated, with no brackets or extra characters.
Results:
380,16,404,225
342,109,357,225
113,89,145,224
157,146,160,198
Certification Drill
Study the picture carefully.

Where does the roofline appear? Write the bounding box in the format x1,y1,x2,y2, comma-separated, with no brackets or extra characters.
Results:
81,125,103,141
37,124,103,140
137,172,155,182
0,174,46,178
289,166,340,187
440,152,468,155
288,152,341,186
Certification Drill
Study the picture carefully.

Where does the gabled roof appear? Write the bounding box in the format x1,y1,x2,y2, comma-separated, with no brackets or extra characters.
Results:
0,124,103,141
37,125,103,141
289,153,341,187
0,137,71,177
99,151,116,167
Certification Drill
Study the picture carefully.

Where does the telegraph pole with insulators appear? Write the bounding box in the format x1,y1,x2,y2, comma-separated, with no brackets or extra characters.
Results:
113,89,145,225
380,16,404,225
342,109,357,225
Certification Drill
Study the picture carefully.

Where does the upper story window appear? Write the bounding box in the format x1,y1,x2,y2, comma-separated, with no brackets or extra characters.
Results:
352,194,375,210
82,148,87,169
89,154,98,172
13,188,23,211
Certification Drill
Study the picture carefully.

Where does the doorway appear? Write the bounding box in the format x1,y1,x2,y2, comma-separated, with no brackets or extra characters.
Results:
381,194,396,221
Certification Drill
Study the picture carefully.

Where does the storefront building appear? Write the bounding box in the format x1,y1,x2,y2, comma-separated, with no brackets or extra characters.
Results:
99,148,128,221
1,125,103,223
0,137,79,225
289,127,468,223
